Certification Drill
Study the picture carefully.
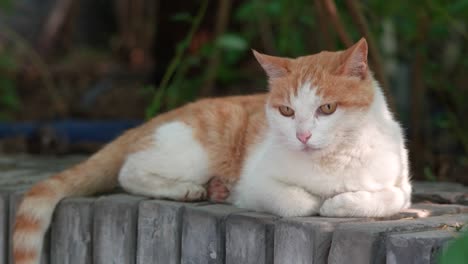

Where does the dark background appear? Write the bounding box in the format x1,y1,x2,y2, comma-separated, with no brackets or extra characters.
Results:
0,0,466,185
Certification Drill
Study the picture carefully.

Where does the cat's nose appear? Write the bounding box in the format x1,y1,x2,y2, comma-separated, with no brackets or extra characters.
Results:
296,131,311,144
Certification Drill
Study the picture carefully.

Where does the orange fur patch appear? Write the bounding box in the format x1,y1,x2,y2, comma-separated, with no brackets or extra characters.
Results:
14,249,37,262
27,183,55,197
268,50,374,109
14,213,41,232
181,94,267,186
259,39,375,110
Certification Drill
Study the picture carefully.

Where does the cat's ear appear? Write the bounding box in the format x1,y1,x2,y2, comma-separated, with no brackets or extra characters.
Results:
339,38,368,79
252,50,290,79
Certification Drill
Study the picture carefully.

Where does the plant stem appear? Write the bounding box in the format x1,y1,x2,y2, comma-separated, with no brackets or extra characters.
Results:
322,0,353,47
344,0,393,111
0,22,67,116
256,0,277,54
147,0,208,118
201,0,233,96
314,0,334,50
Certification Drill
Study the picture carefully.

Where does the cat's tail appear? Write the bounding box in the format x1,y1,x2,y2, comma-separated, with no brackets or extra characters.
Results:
12,129,136,264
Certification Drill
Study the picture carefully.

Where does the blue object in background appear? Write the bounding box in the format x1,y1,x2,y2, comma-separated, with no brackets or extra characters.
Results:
0,120,142,143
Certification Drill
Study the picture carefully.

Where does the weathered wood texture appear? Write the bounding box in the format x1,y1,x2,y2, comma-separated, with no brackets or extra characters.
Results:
0,157,467,264
225,212,278,264
51,197,94,264
93,194,146,264
0,192,467,264
181,204,248,264
136,200,210,264
275,217,366,264
0,192,8,264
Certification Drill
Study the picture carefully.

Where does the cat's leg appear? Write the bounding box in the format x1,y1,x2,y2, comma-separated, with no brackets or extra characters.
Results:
235,178,322,217
119,121,212,201
119,171,207,201
319,186,409,217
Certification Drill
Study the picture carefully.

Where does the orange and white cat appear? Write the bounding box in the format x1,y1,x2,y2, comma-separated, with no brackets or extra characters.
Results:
13,38,411,264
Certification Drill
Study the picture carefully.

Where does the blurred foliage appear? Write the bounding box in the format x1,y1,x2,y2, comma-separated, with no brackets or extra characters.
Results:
147,0,467,182
0,0,18,120
0,0,11,11
0,0,466,181
0,49,19,120
438,230,468,264
145,0,209,118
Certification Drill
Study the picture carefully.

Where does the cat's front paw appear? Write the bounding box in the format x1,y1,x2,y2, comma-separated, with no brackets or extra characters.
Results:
319,191,371,217
273,188,322,217
180,184,207,201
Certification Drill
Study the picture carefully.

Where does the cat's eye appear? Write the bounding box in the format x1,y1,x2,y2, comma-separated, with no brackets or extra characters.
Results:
279,105,295,117
319,103,337,115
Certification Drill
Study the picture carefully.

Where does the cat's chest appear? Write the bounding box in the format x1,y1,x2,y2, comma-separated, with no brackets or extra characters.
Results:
245,143,400,196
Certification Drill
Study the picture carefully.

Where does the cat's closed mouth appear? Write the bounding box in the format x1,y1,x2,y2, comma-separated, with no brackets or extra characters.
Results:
301,145,320,152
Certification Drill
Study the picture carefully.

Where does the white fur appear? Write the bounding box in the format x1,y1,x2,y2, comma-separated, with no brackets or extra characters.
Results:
119,121,211,200
232,81,411,217
120,82,410,217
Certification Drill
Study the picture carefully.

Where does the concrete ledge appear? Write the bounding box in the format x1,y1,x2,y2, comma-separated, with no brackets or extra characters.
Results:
51,198,94,264
2,191,466,264
275,217,366,264
1,156,467,263
225,212,277,264
328,214,468,264
93,194,146,264
386,230,457,264
0,193,8,264
181,204,247,264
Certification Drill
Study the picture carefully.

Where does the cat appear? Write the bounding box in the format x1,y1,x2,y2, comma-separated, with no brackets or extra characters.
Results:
13,38,411,264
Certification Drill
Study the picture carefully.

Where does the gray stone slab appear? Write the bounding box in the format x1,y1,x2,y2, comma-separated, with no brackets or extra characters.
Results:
412,181,468,205
136,200,210,264
50,197,94,264
0,155,86,190
412,203,468,215
225,212,278,264
181,204,248,264
413,181,468,192
274,217,366,264
0,155,85,171
0,170,53,190
0,192,8,264
328,214,468,264
93,194,145,264
380,203,468,220
386,230,457,264
8,191,22,264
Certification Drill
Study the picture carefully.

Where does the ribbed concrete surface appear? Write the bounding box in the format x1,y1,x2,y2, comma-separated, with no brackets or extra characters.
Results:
1,155,467,264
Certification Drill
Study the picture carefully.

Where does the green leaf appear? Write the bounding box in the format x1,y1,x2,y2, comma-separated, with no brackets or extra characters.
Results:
423,166,437,182
0,0,13,12
166,83,181,109
170,12,193,23
234,1,259,21
266,1,282,16
216,34,248,51
448,0,468,16
438,232,468,264
434,114,451,129
0,53,18,70
145,88,165,119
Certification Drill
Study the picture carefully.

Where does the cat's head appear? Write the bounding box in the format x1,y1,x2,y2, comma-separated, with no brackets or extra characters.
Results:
255,38,376,152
